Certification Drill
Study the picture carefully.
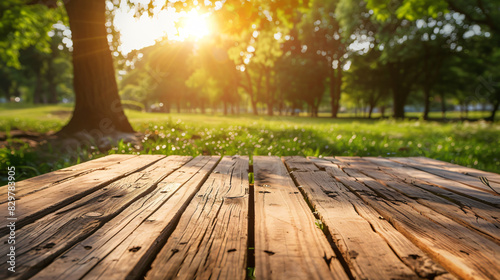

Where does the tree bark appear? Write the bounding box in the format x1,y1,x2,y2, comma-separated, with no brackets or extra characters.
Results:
422,53,430,120
58,0,134,135
487,98,499,121
393,90,407,119
388,63,408,119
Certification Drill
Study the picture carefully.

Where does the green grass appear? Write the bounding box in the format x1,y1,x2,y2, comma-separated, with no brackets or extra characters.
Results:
1,105,499,184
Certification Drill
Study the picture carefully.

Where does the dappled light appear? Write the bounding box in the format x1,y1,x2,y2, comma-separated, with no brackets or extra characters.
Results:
0,0,499,181
1,2,500,279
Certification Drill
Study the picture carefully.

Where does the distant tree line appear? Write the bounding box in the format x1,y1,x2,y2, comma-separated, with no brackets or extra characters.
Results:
2,0,499,121
117,0,500,120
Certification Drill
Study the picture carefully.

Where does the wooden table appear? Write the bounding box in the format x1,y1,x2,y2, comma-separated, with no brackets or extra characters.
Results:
1,155,499,280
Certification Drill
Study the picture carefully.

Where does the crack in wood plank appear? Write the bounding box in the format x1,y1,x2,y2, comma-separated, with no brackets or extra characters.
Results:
30,156,219,280
145,156,249,280
253,156,348,280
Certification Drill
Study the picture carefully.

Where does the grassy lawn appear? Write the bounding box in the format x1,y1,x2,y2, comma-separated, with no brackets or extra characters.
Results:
1,104,499,183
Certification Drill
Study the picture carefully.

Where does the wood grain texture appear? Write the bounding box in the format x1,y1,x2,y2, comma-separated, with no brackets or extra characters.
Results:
145,156,249,280
330,158,500,280
362,157,500,241
0,156,191,280
401,157,500,184
253,156,348,280
390,157,500,195
31,156,219,280
0,154,136,204
2,156,498,280
338,157,500,207
287,156,456,280
0,155,164,235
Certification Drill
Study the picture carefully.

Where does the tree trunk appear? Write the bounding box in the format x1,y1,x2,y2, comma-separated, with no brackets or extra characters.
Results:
267,102,273,116
391,76,408,119
387,63,408,119
33,69,43,104
48,79,57,104
393,91,407,119
2,81,11,101
330,68,341,118
423,87,431,120
265,69,273,116
58,0,134,135
487,98,499,121
440,93,446,119
251,100,258,116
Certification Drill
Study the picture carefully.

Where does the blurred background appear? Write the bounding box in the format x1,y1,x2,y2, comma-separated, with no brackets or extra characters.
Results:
1,0,498,119
0,0,499,182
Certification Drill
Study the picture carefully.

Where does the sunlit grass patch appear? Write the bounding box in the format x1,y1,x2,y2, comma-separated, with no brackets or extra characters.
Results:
0,106,499,184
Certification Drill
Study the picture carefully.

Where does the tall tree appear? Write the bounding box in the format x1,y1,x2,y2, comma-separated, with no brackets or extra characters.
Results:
59,0,134,135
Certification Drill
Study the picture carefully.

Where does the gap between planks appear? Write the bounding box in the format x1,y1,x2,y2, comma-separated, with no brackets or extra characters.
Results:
4,156,498,280
0,156,194,280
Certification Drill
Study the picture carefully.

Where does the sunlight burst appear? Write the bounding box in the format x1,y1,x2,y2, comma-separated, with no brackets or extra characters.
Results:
178,10,211,40
114,8,212,54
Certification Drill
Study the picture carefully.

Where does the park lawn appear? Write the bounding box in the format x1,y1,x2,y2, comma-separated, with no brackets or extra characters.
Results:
1,105,499,184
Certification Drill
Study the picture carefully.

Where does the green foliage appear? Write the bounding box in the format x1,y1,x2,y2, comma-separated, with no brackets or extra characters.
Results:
315,219,324,230
365,0,499,33
0,0,65,68
246,267,256,280
365,0,448,21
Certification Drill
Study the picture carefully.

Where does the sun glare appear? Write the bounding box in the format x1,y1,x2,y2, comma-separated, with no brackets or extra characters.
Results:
114,8,212,55
178,10,211,40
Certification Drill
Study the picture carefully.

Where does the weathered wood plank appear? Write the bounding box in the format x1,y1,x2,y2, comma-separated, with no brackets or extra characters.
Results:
145,156,249,280
402,157,500,184
253,156,348,280
287,156,452,279
390,157,500,195
0,156,191,280
0,154,135,204
363,157,500,238
337,157,500,207
0,155,164,235
328,159,500,280
31,156,219,280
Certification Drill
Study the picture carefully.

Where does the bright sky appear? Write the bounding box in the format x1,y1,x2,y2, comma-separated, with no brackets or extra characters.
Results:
112,1,212,54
